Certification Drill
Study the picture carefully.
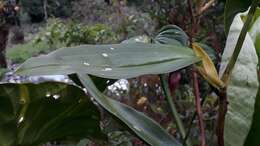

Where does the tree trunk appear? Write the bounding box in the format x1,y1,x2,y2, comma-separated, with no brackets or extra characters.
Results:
0,25,9,68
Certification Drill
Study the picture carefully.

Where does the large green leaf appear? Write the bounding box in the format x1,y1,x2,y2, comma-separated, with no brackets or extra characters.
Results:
219,10,259,146
16,43,200,79
76,74,181,146
155,25,189,46
244,9,260,146
0,82,102,146
224,0,252,34
244,86,260,146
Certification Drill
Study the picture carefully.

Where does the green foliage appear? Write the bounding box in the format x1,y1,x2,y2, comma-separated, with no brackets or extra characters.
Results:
35,19,118,47
15,25,200,145
244,8,260,146
224,0,252,34
128,0,176,26
2,1,258,146
155,25,189,46
76,74,181,146
0,82,103,146
6,19,118,64
220,6,259,146
6,41,51,64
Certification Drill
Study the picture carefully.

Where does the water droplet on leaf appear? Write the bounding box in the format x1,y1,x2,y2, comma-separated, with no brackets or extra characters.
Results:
53,94,60,100
46,92,51,98
83,62,90,66
103,68,112,71
18,117,24,124
102,53,109,57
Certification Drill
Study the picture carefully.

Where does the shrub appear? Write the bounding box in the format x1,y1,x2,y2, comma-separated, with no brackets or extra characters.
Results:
34,19,118,47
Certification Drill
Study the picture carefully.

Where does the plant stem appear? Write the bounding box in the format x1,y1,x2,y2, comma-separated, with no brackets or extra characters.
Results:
221,0,260,84
160,74,192,146
192,69,206,146
217,88,227,146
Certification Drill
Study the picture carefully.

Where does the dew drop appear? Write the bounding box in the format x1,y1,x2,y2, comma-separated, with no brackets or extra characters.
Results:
83,88,88,93
135,38,141,42
46,92,51,98
18,117,24,124
83,62,90,66
103,67,112,71
102,53,109,57
53,94,61,100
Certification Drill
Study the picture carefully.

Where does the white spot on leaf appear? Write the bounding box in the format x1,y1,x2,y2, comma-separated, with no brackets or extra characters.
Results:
102,53,109,57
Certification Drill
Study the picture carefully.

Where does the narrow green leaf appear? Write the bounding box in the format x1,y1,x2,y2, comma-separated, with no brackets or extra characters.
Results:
77,74,181,146
16,43,200,79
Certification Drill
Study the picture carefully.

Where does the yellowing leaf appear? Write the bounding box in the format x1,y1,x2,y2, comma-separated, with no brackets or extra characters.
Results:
192,43,225,89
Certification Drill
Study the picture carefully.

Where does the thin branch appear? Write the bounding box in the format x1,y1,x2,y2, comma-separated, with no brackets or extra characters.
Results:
196,0,216,16
221,0,260,84
192,69,206,146
216,88,227,146
188,0,196,41
160,74,192,146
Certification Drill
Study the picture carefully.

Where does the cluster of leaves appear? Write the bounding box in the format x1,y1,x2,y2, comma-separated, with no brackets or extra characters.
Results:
72,0,156,40
1,0,260,146
0,25,200,146
34,19,118,48
127,0,176,27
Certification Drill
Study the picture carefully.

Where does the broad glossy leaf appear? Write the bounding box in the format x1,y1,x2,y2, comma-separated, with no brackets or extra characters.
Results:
244,85,260,146
219,11,259,146
155,25,189,46
0,82,102,146
224,0,252,34
16,43,200,79
244,10,260,146
0,84,19,146
77,74,181,146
